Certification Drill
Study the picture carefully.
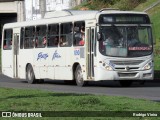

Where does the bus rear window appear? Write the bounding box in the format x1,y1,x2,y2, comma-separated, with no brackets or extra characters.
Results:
3,29,13,50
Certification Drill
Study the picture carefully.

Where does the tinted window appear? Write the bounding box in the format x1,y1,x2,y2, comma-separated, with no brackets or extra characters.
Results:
24,26,35,49
60,22,73,47
35,25,47,48
3,29,13,50
48,24,59,47
74,21,85,46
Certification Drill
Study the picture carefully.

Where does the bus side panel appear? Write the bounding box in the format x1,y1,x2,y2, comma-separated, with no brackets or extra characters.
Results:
47,48,55,79
73,46,87,80
65,47,74,80
34,48,48,79
18,49,35,79
2,49,14,78
54,47,73,80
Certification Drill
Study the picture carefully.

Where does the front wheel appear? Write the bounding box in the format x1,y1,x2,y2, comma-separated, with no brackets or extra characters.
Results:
119,80,132,87
26,64,36,84
75,65,86,87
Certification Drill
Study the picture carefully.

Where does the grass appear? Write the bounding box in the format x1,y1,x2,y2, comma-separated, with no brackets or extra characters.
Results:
147,2,160,70
149,5,160,42
135,0,160,42
0,48,2,68
134,0,158,11
0,87,160,119
134,0,160,70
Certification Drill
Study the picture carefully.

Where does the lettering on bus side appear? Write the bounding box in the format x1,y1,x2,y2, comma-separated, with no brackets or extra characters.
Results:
52,50,61,60
74,49,80,56
37,52,48,61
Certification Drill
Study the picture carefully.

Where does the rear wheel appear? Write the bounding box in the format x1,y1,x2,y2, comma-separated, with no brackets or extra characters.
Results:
119,80,132,87
26,64,36,84
75,65,86,87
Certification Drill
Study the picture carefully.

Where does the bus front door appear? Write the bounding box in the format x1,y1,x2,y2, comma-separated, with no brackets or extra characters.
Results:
86,27,96,80
13,33,19,78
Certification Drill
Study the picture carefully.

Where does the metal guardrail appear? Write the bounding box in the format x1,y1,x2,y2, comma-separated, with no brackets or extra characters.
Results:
143,0,160,12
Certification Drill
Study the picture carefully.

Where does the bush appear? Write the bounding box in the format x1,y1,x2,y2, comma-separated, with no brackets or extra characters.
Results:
74,0,120,10
74,0,146,10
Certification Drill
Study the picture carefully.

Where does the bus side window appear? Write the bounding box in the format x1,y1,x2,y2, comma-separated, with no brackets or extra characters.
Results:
3,29,13,50
74,21,85,46
48,24,59,47
60,22,73,47
36,25,47,48
24,26,35,49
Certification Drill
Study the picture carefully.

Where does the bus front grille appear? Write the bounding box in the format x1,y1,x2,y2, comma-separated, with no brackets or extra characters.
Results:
111,60,144,65
115,67,139,71
118,73,138,77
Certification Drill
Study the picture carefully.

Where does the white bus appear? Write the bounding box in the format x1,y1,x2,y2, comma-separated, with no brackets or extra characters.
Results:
1,9,154,87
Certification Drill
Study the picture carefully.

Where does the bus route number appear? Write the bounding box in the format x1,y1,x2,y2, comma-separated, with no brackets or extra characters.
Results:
74,49,80,56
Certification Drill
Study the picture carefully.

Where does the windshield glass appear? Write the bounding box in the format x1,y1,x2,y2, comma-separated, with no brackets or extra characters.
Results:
99,26,153,57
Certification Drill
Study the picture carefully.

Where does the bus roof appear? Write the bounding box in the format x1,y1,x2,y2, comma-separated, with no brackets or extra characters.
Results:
3,9,148,29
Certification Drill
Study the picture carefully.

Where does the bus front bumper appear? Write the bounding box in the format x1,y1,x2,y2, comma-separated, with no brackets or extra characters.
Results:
95,67,154,81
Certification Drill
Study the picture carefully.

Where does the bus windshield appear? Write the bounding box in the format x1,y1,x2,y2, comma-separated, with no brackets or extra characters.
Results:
99,25,153,57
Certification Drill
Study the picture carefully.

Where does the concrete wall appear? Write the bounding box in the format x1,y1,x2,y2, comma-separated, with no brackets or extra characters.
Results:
0,1,25,22
0,0,84,22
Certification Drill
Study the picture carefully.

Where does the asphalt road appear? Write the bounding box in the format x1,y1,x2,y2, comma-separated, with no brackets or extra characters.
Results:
0,73,160,102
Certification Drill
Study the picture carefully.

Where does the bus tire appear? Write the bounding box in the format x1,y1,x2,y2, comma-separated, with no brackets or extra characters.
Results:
75,65,86,87
26,64,36,84
119,80,132,87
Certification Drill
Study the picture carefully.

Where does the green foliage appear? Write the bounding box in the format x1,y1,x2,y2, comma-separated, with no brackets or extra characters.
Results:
74,0,107,10
94,0,120,5
150,5,160,70
75,0,147,10
134,0,160,70
74,0,120,10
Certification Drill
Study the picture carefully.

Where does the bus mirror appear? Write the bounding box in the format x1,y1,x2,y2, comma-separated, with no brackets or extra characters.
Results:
97,32,102,41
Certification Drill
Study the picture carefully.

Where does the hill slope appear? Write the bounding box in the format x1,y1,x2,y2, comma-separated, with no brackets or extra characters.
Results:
135,0,160,42
135,0,160,70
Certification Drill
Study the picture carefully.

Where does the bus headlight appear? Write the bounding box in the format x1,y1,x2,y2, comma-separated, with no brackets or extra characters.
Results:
102,63,113,71
143,61,152,70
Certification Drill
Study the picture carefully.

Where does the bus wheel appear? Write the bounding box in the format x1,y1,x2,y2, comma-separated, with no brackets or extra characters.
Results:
119,80,132,87
26,64,36,84
75,65,86,87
